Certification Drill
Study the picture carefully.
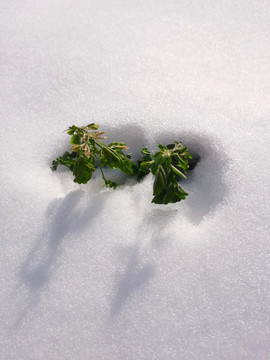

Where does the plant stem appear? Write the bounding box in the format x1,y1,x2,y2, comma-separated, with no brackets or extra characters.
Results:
93,153,107,183
95,140,121,161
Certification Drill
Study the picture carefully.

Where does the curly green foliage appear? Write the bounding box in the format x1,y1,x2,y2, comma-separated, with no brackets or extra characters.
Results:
136,142,192,204
51,125,194,205
51,124,135,188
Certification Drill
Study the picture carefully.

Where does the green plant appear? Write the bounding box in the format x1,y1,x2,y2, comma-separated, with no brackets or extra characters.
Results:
51,124,135,188
51,124,194,204
136,143,192,204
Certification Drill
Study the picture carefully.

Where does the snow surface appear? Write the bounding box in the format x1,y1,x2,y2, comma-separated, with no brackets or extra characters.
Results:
1,0,270,359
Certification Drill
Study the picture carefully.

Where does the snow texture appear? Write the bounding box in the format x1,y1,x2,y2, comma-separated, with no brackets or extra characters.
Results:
1,0,270,359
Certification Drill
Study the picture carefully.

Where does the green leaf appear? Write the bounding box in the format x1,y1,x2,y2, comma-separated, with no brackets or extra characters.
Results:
51,151,77,171
73,157,95,184
86,123,99,130
154,153,165,165
66,126,76,135
104,179,118,188
176,147,187,154
163,183,175,204
140,161,153,170
116,155,134,175
109,141,129,150
102,146,120,163
70,134,81,145
153,165,166,196
141,148,151,155
171,164,186,179
150,162,158,175
136,168,150,181
152,190,166,204
158,144,167,151
174,184,188,200
102,145,134,175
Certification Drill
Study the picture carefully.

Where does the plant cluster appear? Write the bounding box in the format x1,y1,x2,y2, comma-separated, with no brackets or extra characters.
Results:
51,124,194,204
136,143,191,204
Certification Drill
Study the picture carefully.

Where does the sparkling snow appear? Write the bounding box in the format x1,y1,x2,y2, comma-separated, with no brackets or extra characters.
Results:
1,0,270,359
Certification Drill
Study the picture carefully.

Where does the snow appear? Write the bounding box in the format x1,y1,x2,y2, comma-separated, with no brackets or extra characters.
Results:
1,0,270,359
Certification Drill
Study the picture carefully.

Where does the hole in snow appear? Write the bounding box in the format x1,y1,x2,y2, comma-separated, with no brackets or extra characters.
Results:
51,123,229,224
151,129,229,224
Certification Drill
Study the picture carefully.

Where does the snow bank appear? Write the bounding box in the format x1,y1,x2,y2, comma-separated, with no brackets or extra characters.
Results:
1,0,270,359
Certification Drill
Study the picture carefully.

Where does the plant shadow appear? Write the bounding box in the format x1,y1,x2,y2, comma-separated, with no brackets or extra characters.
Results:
12,188,110,330
109,206,179,320
108,128,229,319
109,245,155,319
14,122,229,326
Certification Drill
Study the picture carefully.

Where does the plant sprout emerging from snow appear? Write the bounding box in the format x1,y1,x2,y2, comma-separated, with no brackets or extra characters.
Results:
136,143,192,204
51,123,133,188
51,124,194,204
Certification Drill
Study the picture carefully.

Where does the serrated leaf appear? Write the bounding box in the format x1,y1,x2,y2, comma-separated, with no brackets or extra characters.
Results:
51,151,77,171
